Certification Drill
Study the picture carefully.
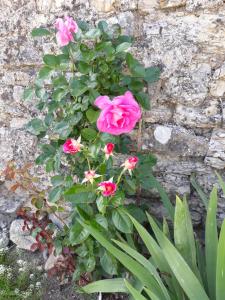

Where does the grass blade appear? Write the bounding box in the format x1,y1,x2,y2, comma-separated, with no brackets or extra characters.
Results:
125,280,149,300
81,278,127,293
216,219,225,300
190,174,208,208
147,213,210,300
79,219,166,298
148,174,174,220
205,187,218,300
174,197,199,279
113,239,171,300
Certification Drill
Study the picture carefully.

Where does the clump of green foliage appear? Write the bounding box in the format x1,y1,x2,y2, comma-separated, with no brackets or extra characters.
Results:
0,248,43,300
80,175,225,300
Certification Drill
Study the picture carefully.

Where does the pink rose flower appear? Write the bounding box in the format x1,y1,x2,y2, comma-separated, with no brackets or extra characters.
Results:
98,181,117,197
103,143,115,159
122,156,139,174
63,137,83,154
55,16,78,47
94,91,141,135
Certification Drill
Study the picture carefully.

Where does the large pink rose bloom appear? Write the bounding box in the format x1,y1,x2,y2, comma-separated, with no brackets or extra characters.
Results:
55,16,78,47
94,91,141,135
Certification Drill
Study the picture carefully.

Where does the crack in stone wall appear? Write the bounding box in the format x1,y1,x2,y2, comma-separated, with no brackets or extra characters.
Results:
1,0,225,232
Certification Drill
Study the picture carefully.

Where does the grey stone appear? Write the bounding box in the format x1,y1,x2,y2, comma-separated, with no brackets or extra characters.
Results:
142,125,209,157
9,219,36,251
0,185,25,225
0,221,9,249
205,129,225,169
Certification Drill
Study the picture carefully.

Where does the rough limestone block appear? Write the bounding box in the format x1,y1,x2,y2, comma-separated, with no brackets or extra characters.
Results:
160,0,186,9
205,129,225,169
138,0,158,12
174,102,222,128
142,126,208,157
144,106,173,123
90,0,115,12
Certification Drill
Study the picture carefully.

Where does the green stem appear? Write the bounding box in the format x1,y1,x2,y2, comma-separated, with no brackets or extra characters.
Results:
117,168,126,186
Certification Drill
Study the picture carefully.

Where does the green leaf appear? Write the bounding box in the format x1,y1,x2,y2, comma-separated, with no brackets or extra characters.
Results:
81,278,127,294
112,208,133,233
77,61,91,74
77,20,89,32
116,42,131,53
70,79,89,97
126,204,147,224
81,128,97,141
125,280,148,300
49,186,63,203
136,92,150,110
190,174,208,208
142,173,174,221
95,214,108,229
54,121,71,139
205,187,218,300
52,76,68,88
85,28,101,39
216,219,225,300
43,54,59,67
216,171,225,198
31,28,51,37
100,250,118,275
86,108,100,123
98,20,108,33
69,223,89,245
64,184,96,204
132,65,146,77
52,88,68,101
96,196,106,214
23,87,34,101
144,66,161,83
51,175,64,187
147,213,210,300
27,118,46,135
85,256,96,272
38,66,52,80
174,197,199,279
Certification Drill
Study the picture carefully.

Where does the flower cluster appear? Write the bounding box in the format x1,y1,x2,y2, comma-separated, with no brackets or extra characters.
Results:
63,137,138,197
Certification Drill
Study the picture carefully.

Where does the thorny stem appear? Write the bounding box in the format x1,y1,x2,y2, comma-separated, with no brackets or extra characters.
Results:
45,202,68,228
136,118,143,206
116,168,126,186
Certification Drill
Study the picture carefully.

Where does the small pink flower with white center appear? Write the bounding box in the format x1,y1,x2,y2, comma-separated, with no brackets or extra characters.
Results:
122,156,139,175
82,170,100,184
63,136,83,154
98,181,117,197
103,143,115,160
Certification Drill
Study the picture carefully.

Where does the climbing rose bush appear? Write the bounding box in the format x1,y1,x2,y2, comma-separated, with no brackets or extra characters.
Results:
23,17,160,283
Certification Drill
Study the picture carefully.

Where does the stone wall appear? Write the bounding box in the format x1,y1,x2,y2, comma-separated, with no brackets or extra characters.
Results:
1,0,225,234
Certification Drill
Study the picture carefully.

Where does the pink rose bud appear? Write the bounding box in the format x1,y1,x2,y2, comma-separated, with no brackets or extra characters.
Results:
82,170,100,184
103,143,115,159
63,137,83,154
98,181,117,197
122,156,139,174
55,16,78,47
94,91,141,135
